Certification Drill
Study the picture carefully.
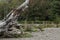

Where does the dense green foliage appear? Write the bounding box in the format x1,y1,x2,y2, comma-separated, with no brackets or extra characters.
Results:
0,0,60,22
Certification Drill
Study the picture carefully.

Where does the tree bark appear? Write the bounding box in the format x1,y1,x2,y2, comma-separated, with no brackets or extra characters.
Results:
0,0,29,37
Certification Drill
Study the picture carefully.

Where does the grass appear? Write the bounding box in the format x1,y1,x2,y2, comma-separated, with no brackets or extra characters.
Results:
13,32,32,38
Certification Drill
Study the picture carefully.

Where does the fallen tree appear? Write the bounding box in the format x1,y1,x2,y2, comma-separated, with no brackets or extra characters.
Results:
0,0,29,37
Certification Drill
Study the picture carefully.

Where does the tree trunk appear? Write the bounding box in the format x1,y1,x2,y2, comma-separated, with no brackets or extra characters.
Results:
0,0,29,37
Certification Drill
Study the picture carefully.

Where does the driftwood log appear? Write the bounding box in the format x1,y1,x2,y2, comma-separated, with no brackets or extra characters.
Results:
0,0,29,37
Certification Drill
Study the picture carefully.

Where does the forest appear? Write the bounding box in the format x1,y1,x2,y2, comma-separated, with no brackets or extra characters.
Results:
0,0,60,38
0,0,60,22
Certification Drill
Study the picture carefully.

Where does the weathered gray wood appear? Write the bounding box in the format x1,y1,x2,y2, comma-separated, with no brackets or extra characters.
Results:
0,0,29,36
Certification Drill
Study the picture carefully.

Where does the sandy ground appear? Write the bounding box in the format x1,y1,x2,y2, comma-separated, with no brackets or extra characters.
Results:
0,28,60,40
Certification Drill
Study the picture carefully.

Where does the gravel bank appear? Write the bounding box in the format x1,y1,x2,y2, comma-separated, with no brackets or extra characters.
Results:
0,28,60,40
